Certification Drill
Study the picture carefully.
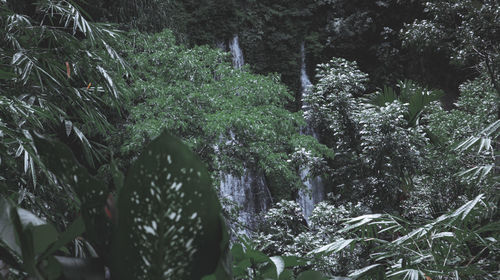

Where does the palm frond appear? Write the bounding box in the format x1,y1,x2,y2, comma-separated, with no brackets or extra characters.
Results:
365,80,443,127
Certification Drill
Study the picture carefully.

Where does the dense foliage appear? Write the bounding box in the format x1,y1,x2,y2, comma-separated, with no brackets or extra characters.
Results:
0,0,125,231
0,0,498,279
114,29,331,200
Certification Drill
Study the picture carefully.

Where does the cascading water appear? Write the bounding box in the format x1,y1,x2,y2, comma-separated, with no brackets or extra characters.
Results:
217,37,272,235
219,165,272,234
300,43,313,101
229,35,244,69
298,42,325,220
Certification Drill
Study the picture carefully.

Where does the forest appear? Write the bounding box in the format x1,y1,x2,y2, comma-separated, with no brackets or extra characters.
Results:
0,0,498,279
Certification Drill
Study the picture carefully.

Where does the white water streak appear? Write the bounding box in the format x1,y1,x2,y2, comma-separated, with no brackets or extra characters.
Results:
217,42,272,236
298,42,325,221
219,169,272,235
229,35,244,69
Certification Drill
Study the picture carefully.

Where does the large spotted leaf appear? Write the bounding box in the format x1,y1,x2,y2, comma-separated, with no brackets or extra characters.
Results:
112,131,228,279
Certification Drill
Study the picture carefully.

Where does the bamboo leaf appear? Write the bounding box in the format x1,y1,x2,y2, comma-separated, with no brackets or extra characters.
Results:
64,120,72,136
387,269,424,280
348,264,382,279
310,238,356,255
450,194,484,220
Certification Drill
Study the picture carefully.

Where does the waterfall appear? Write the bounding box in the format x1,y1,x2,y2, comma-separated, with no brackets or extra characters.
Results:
300,43,312,96
298,42,325,220
217,132,272,235
217,40,272,235
219,168,272,235
229,35,244,69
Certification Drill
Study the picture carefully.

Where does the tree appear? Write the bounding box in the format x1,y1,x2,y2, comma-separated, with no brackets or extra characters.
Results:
402,0,500,103
116,29,331,200
402,75,499,219
0,0,125,227
305,58,430,211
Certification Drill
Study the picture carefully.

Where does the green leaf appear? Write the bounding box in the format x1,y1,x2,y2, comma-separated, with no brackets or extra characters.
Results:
450,194,484,220
0,197,21,255
368,85,398,107
348,264,382,279
476,221,500,234
261,261,279,279
33,135,108,248
54,256,104,280
340,214,384,233
431,232,455,240
269,256,284,278
455,120,500,153
231,243,246,262
39,217,85,261
30,223,58,256
0,197,74,278
406,87,443,126
41,256,62,280
296,270,327,280
278,269,294,280
245,249,273,264
10,205,37,276
14,208,57,256
112,131,227,279
0,197,59,258
457,165,494,181
110,159,124,194
281,255,307,268
309,238,356,255
231,243,252,277
424,128,444,146
387,269,424,280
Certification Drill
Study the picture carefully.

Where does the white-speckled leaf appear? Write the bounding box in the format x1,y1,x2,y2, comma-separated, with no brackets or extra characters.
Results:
112,131,227,280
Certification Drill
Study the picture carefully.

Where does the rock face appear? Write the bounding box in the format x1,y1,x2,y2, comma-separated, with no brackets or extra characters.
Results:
297,42,325,221
219,169,272,234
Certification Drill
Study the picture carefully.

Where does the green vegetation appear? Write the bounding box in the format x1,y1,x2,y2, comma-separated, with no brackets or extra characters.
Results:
0,0,498,279
1,132,229,279
0,0,125,231
115,29,330,199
